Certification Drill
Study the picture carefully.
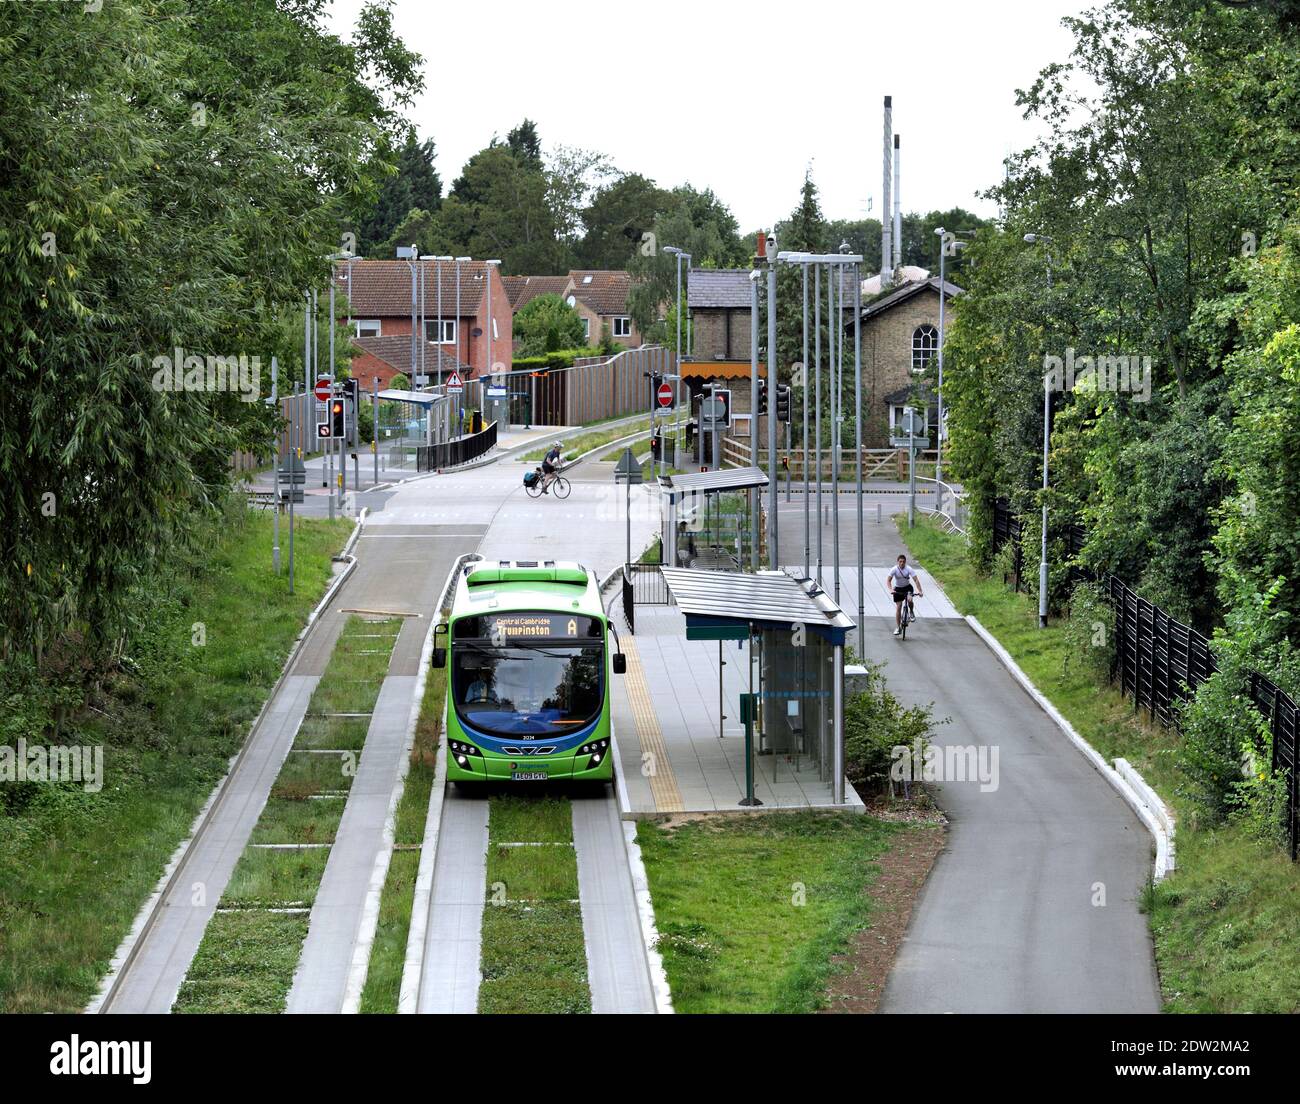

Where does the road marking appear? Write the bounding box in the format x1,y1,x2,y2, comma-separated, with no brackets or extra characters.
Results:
621,638,683,812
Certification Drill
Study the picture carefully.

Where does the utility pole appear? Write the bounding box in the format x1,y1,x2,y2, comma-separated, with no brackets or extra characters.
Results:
766,240,778,570
801,258,810,578
749,266,760,571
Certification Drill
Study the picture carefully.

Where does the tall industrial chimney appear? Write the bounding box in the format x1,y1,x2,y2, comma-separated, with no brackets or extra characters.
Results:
893,134,902,273
882,96,892,288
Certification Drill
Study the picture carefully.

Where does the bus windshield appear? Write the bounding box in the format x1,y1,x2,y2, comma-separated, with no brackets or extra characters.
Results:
452,629,604,739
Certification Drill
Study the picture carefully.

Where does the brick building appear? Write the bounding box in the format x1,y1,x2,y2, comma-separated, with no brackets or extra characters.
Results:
348,337,473,393
336,259,512,379
504,270,642,349
855,274,962,448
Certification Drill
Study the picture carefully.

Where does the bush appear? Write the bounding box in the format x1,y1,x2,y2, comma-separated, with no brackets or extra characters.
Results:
513,294,587,358
1062,580,1115,683
843,659,942,796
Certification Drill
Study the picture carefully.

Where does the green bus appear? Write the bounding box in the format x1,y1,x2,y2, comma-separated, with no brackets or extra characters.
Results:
432,560,626,786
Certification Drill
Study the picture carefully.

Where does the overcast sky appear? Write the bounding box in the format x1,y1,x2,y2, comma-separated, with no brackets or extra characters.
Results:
326,0,1096,232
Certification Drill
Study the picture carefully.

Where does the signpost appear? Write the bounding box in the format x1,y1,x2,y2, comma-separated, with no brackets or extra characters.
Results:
614,447,643,569
890,406,931,528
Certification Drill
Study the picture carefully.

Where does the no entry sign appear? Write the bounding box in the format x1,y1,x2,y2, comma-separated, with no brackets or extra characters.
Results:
314,377,332,402
657,382,673,408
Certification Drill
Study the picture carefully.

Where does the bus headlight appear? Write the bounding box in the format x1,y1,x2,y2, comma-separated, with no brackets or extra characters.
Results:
578,738,610,765
449,740,481,756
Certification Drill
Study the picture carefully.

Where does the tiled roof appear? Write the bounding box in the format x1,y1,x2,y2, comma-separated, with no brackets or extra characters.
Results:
687,268,752,309
859,276,962,322
506,275,573,311
352,336,473,378
336,259,493,318
567,270,633,316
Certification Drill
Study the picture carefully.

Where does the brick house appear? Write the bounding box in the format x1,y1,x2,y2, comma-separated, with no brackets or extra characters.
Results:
504,270,642,349
336,259,512,379
348,336,473,393
854,274,962,448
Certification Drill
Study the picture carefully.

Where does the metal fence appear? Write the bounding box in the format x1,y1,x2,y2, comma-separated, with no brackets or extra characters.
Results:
990,498,1299,859
621,561,670,633
415,420,498,472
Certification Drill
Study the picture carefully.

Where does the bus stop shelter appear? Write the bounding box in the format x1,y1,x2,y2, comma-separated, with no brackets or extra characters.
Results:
659,567,855,805
659,466,768,571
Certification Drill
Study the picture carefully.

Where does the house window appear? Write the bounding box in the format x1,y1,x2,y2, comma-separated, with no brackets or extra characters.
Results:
355,319,381,338
912,324,939,373
581,318,591,340
423,319,456,344
613,316,632,338
492,317,499,341
890,404,937,437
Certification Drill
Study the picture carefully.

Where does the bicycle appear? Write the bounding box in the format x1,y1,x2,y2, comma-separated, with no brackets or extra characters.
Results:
898,593,919,641
525,468,571,499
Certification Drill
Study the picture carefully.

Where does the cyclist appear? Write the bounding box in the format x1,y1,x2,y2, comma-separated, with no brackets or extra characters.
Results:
540,441,563,493
886,554,924,636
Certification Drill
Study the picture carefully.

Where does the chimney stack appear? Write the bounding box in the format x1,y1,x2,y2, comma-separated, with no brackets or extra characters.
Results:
893,134,902,274
882,96,892,288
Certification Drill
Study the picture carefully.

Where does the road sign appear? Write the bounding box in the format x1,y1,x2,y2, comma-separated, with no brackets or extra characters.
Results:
314,377,332,402
613,447,643,485
486,386,507,399
446,369,464,393
657,382,673,408
701,389,731,429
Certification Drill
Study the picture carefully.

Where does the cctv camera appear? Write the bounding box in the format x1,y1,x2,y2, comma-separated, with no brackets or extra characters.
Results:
765,232,778,256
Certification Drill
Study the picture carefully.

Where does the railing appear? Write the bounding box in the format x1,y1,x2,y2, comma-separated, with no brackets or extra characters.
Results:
916,477,966,533
621,561,671,633
416,420,498,472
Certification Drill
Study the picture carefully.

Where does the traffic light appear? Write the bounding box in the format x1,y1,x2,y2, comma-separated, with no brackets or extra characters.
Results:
776,384,791,423
330,397,345,438
756,379,767,416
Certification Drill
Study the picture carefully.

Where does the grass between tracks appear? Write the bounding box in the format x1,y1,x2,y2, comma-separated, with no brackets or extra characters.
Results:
0,509,350,1014
357,661,447,1013
899,515,1300,1014
636,812,907,1013
478,795,589,1014
173,615,398,1013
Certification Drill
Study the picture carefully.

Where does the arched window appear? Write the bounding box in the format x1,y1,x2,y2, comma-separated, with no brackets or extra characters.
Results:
912,324,939,372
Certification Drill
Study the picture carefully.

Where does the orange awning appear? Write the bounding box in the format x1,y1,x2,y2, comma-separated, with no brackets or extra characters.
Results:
681,360,761,379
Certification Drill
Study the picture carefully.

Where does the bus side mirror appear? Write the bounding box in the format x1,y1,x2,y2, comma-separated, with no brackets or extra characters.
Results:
431,647,446,669
612,653,627,675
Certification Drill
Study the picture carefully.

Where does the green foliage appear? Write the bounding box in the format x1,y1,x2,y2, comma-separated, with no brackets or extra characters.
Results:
512,294,586,357
0,0,420,662
1177,578,1299,832
1062,580,1116,683
359,128,441,254
843,659,941,795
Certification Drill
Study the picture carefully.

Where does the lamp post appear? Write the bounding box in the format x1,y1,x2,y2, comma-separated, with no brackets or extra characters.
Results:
485,260,502,432
1025,232,1055,629
664,246,691,471
455,256,471,439
933,228,967,484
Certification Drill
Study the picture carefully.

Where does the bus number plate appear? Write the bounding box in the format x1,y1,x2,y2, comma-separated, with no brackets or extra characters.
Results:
511,770,547,781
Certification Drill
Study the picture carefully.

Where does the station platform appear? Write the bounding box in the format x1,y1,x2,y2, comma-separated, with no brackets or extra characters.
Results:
611,603,867,817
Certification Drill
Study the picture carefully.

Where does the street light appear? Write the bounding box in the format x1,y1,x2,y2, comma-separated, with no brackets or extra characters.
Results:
933,227,966,484
1024,231,1055,629
485,260,502,432
663,245,691,475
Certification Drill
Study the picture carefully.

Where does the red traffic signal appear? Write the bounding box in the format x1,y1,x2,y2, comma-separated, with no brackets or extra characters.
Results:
330,398,346,438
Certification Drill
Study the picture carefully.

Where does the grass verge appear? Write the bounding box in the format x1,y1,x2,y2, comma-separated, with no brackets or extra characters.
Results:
520,412,671,462
0,507,350,1014
899,515,1300,1013
635,811,902,1013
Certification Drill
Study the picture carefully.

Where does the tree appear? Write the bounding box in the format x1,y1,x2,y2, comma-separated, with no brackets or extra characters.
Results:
358,128,441,254
507,118,542,168
0,0,422,660
513,294,587,357
576,173,675,269
546,145,616,255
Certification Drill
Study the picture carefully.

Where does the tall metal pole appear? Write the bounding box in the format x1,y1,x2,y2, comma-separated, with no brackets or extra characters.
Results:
372,376,379,485
304,290,311,398
814,264,822,587
766,258,778,569
830,261,840,605
1040,254,1053,628
271,356,280,574
288,383,297,595
456,259,463,437
750,271,759,572
802,260,810,578
853,263,864,647
936,237,947,483
674,253,682,469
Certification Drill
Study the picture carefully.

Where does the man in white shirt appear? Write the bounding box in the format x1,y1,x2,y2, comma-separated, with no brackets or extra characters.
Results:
885,554,924,636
